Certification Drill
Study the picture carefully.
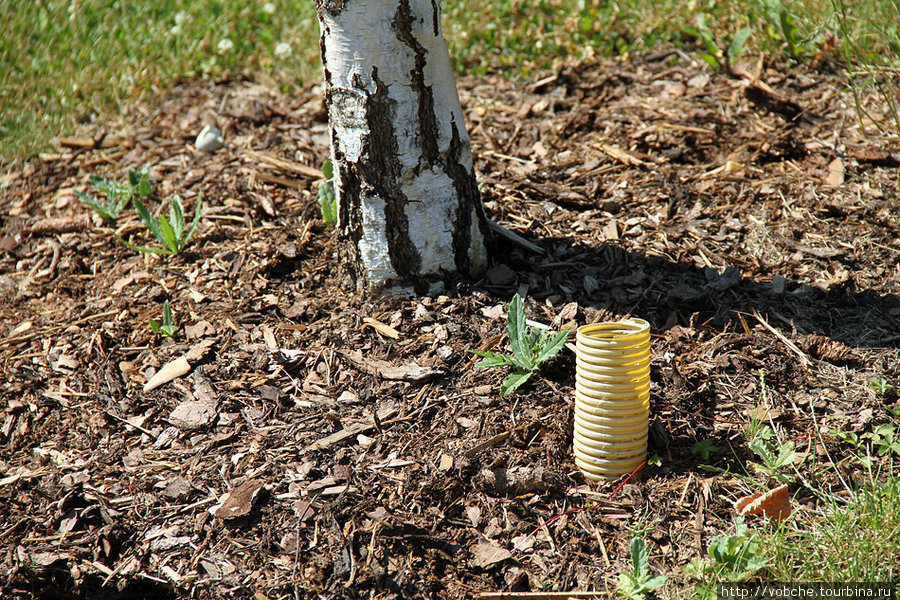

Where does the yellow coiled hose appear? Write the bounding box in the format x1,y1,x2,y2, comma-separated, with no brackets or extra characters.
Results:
574,319,651,480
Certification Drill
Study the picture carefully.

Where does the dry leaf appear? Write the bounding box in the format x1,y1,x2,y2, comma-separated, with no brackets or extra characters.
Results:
734,484,791,521
340,350,442,382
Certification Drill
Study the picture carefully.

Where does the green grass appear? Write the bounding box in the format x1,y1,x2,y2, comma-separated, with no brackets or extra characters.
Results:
0,0,320,163
764,475,900,580
2,1,899,163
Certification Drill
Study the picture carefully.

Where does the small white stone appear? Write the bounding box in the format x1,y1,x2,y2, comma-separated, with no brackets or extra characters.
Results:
216,38,234,54
195,124,224,152
274,42,292,59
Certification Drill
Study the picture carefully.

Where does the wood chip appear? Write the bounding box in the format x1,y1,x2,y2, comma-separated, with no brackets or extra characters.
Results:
244,149,322,179
825,157,844,187
362,317,400,340
143,357,191,392
594,142,646,166
303,406,399,453
21,214,90,236
214,479,265,520
339,350,442,382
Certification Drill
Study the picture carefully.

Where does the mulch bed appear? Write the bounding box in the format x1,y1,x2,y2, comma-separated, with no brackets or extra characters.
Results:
1,51,899,599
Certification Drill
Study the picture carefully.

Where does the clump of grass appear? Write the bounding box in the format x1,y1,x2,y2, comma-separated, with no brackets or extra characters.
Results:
833,0,900,137
764,476,900,580
3,0,897,166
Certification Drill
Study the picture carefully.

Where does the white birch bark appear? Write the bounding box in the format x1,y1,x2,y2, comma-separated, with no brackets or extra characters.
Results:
316,0,488,295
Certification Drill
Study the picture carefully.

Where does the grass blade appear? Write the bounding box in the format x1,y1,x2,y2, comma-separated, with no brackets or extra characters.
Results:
728,27,751,63
157,214,178,252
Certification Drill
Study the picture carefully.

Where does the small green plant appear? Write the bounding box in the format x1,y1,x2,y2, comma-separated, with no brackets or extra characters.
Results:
684,17,751,71
318,160,337,227
746,370,796,481
748,424,797,482
472,293,571,395
835,423,900,466
617,537,666,600
118,194,202,255
687,518,768,599
870,424,900,457
75,164,152,224
148,300,177,337
692,439,720,460
868,376,895,397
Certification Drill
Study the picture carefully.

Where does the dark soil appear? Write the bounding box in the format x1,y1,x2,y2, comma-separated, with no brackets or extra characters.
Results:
2,52,899,599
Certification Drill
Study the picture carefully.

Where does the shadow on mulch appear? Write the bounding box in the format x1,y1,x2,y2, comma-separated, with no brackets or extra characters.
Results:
9,573,179,600
532,237,900,349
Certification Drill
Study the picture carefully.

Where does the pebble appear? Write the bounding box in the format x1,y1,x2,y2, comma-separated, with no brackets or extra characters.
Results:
194,124,224,152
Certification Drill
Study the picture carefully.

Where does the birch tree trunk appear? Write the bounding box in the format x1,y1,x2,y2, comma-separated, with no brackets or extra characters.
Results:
315,0,489,295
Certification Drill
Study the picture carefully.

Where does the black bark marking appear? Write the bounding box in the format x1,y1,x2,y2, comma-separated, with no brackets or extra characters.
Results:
393,0,439,163
364,68,421,281
430,0,440,37
446,116,487,275
315,0,346,16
